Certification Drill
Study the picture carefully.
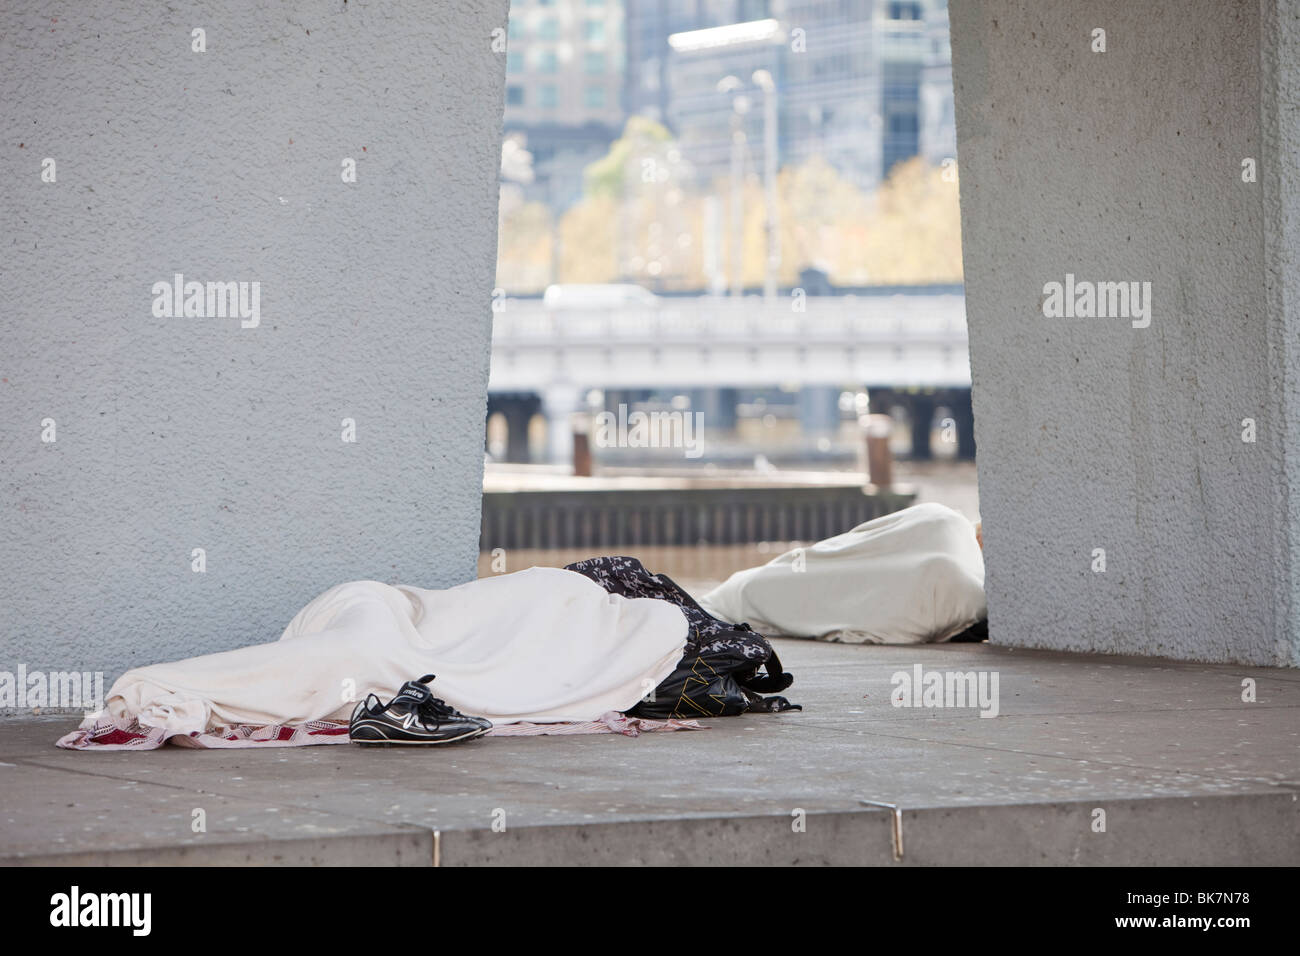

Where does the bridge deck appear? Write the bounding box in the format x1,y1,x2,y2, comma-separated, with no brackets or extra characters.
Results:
489,294,972,390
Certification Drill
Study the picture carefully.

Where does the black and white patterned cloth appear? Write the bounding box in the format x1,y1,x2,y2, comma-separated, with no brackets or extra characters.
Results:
564,555,771,661
565,556,800,718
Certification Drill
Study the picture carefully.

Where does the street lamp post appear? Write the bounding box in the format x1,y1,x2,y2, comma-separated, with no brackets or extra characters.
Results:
718,75,749,300
753,69,780,304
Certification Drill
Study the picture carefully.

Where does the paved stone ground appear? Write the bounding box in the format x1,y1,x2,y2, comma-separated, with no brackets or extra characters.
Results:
1,640,1296,866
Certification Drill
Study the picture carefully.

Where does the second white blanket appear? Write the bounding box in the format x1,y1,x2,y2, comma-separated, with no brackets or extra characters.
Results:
698,502,986,644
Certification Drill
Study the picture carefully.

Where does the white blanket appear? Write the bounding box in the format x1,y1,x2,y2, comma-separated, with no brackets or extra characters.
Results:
698,502,986,644
97,566,687,737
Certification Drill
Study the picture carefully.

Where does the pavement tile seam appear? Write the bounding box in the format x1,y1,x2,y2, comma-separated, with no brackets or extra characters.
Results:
781,704,1300,723
768,703,1300,724
841,644,1300,681
778,721,1296,790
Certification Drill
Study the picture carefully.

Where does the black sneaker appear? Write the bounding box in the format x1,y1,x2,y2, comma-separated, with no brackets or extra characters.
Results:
349,674,492,746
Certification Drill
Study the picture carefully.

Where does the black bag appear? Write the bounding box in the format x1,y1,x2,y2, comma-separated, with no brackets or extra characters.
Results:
564,556,800,719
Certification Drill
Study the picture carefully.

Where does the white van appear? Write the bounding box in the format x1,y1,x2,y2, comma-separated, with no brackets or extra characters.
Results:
542,284,659,311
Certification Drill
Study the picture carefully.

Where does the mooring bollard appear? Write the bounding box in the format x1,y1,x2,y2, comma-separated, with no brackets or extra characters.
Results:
863,413,894,490
571,412,593,477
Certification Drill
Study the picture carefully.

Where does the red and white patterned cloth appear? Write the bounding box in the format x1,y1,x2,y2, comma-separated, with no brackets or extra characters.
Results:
55,711,703,751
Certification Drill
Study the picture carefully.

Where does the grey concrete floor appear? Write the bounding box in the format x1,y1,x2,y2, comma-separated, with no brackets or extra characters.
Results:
1,640,1297,866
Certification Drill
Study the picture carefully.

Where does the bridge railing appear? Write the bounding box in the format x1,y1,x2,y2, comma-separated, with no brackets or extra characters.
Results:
491,295,968,344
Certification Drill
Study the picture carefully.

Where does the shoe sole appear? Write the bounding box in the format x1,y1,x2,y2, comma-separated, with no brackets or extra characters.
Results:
350,726,492,746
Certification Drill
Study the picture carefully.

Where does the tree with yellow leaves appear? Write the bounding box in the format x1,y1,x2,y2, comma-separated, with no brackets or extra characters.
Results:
495,117,964,292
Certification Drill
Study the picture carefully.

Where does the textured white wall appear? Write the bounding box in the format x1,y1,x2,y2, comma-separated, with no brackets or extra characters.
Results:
0,2,508,680
950,0,1300,665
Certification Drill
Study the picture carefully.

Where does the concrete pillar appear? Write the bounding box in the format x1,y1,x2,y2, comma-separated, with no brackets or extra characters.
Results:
0,2,509,679
603,389,627,416
945,389,977,461
907,393,935,461
501,397,538,464
693,387,739,433
543,383,581,466
949,0,1300,665
798,385,842,437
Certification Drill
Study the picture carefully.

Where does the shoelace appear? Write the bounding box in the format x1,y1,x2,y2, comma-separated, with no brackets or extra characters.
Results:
418,695,462,720
386,687,466,728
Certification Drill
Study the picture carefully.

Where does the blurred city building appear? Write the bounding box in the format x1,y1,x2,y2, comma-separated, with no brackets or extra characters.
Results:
918,0,956,166
625,0,955,191
503,0,628,210
504,0,957,209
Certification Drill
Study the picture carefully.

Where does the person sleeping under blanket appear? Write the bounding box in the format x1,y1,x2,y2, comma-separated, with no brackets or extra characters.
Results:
697,501,987,645
62,567,690,748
